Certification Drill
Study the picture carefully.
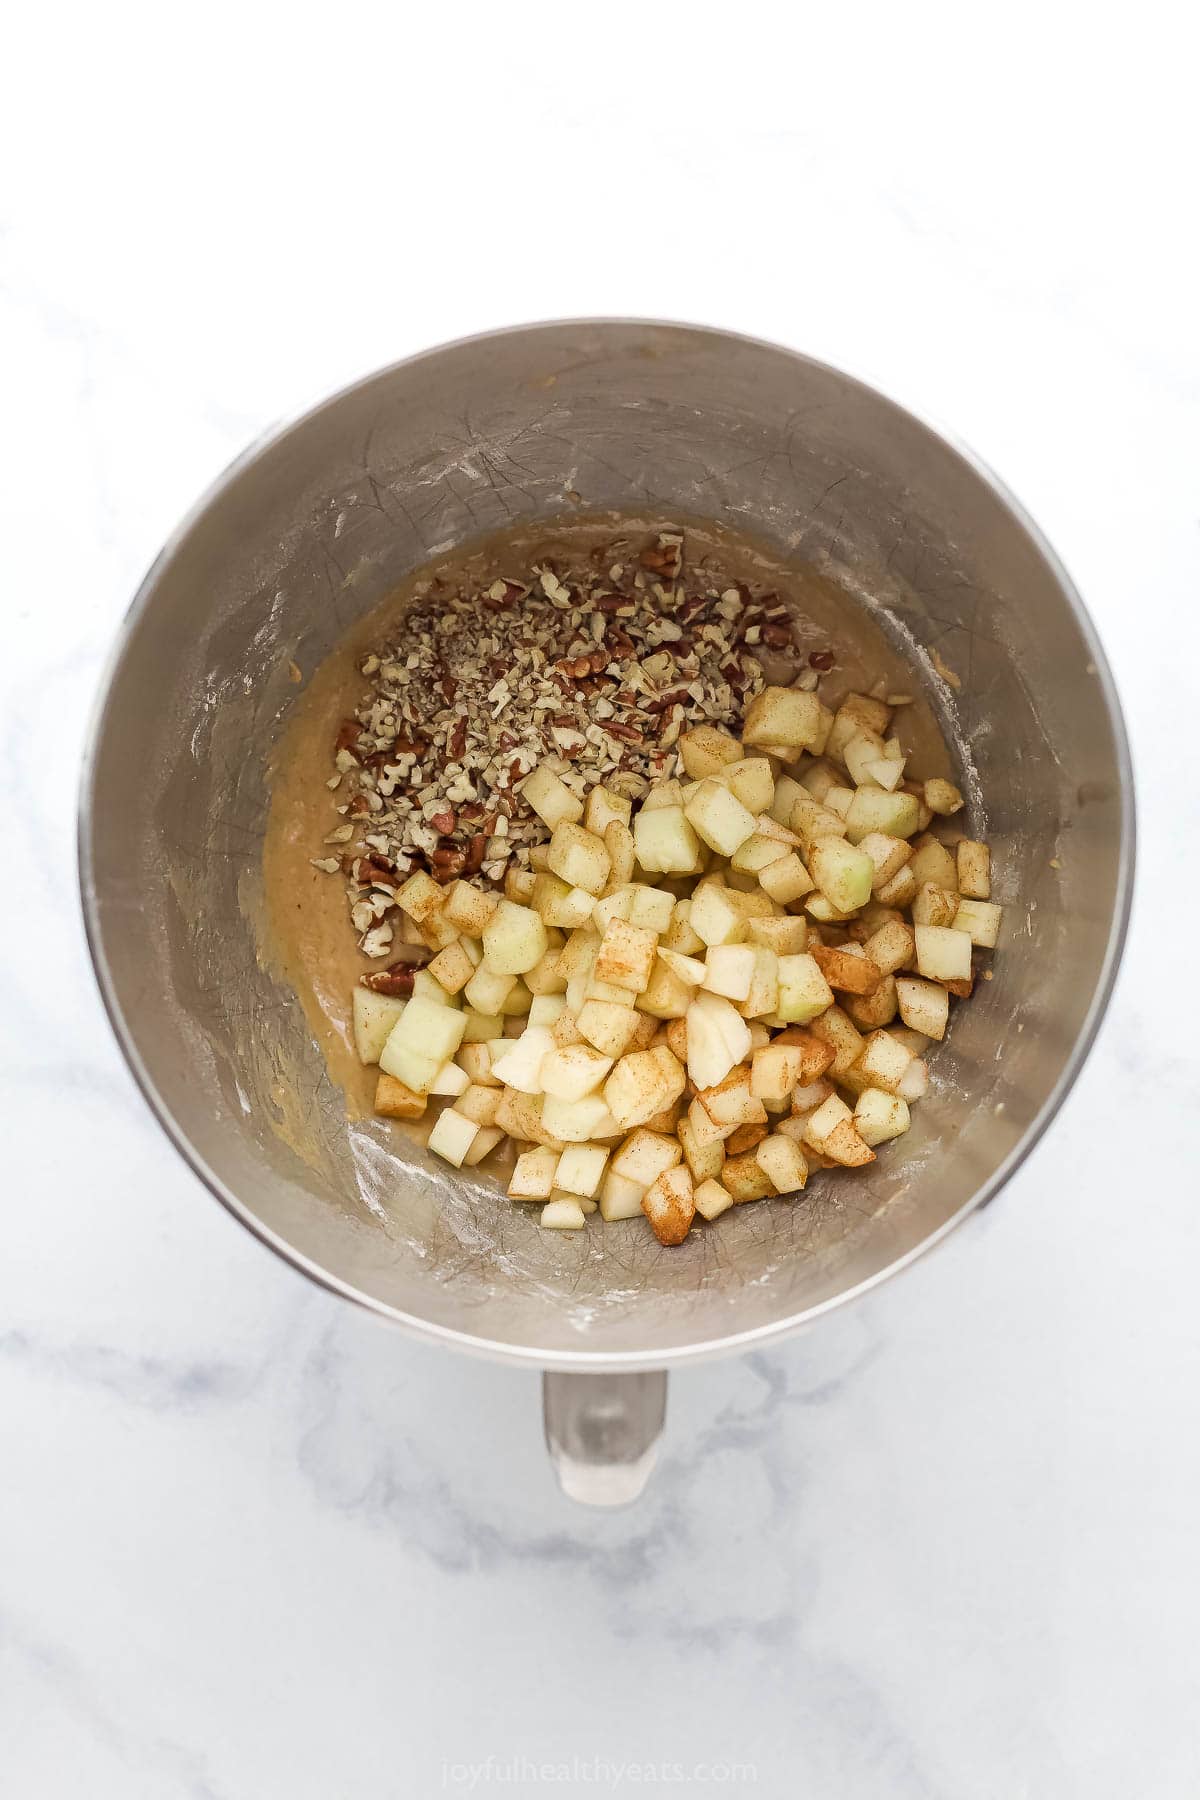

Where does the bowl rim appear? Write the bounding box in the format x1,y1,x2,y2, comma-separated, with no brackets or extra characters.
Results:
77,316,1136,1371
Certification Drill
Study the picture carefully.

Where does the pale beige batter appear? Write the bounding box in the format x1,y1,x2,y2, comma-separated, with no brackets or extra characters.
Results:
262,514,952,1120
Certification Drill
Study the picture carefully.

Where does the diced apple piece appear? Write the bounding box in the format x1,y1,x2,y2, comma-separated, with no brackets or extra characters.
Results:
373,1072,428,1120
443,880,499,935
547,823,611,896
864,759,905,792
457,1041,499,1087
633,804,702,875
686,1094,731,1148
395,869,446,923
539,1092,613,1143
698,1067,767,1130
952,899,1003,948
722,1152,775,1203
556,925,600,982
531,873,595,931
592,887,634,933
804,1092,854,1146
662,899,705,954
457,1084,502,1127
693,1178,735,1221
463,963,515,1015
521,763,584,830
776,953,834,1024
925,777,964,815
826,693,893,762
492,1089,557,1147
598,1169,646,1221
843,730,888,787
680,724,743,778
489,1024,554,1094
703,944,755,1002
810,1004,864,1077
875,863,918,908
460,1011,504,1047
640,779,685,813
665,1017,688,1063
508,1147,560,1200
685,991,752,1090
642,1165,695,1245
500,980,532,1017
770,775,806,829
821,1118,877,1167
604,820,636,886
956,839,991,899
634,960,692,1020
854,1087,911,1146
628,885,677,934
540,1044,613,1101
657,948,706,986
463,1125,504,1167
909,838,959,891
503,867,537,906
680,774,755,856
427,939,476,996
718,757,776,815
789,1076,835,1116
555,1143,609,1198
857,831,913,891
790,795,849,853
756,1134,809,1194
352,987,408,1065
584,784,632,837
823,785,855,820
912,882,959,928
809,838,873,913
914,924,972,983
757,853,814,904
525,948,569,996
603,1046,686,1131
895,976,950,1040
611,1128,682,1189
540,1197,586,1230
689,882,747,948
736,946,779,1020
381,994,467,1074
844,786,921,844
811,943,882,996
429,1059,471,1097
853,1029,913,1095
528,994,566,1028
845,974,898,1031
677,1112,726,1183
731,832,790,874
482,899,549,975
427,1107,479,1168
594,918,658,992
574,999,639,1058
799,760,840,802
742,685,826,752
897,1057,929,1103
864,917,915,976
771,1026,837,1084
750,1044,807,1104
747,915,809,957
411,968,459,1009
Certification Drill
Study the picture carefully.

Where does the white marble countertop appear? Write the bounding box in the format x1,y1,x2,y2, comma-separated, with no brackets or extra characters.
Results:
3,10,1197,1796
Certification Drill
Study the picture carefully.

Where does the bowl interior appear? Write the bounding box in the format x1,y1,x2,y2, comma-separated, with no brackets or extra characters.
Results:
81,322,1130,1363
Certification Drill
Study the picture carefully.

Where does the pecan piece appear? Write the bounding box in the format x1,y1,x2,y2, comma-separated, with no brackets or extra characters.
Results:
359,962,418,997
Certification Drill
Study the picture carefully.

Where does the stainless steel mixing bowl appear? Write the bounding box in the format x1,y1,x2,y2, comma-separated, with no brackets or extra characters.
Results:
79,321,1133,1502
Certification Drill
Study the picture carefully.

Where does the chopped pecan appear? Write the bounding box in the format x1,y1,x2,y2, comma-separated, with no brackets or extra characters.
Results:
359,962,419,997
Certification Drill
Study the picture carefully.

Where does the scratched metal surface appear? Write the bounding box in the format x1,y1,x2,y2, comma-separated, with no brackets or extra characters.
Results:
83,322,1129,1362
